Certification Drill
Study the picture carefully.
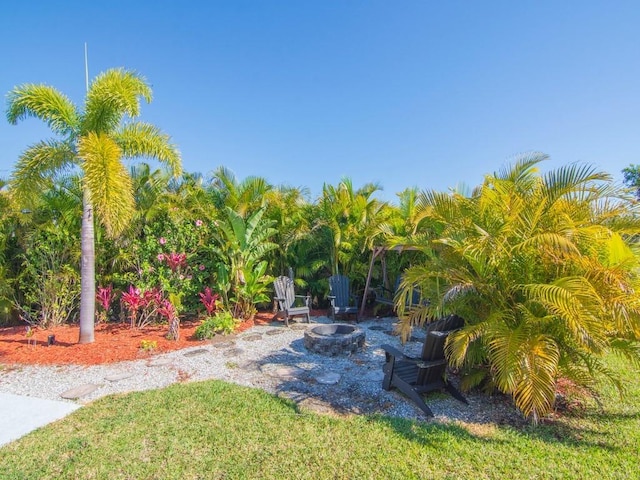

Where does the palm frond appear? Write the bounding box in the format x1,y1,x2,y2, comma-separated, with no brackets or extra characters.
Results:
6,84,79,135
78,133,134,236
512,334,560,423
114,122,182,177
82,69,152,134
10,140,77,204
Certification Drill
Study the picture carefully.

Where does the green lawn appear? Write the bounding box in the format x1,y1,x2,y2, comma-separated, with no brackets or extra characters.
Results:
1,355,638,479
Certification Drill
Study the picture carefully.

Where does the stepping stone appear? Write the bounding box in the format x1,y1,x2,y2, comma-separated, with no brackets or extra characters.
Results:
368,325,387,331
211,340,236,349
265,329,285,336
60,384,99,399
315,371,341,385
147,358,172,367
264,365,303,380
223,348,245,357
104,372,135,382
290,324,308,331
183,348,209,357
241,334,263,342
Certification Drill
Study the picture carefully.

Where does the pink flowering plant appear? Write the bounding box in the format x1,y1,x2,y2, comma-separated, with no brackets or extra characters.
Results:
96,284,115,323
115,217,214,313
121,285,167,329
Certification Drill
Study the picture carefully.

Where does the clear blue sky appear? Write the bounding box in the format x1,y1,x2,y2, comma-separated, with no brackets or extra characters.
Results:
1,1,639,202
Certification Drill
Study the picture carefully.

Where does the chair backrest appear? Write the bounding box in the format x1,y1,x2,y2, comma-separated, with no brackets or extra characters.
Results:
274,276,296,309
420,315,464,360
328,274,351,307
393,275,421,307
418,329,454,385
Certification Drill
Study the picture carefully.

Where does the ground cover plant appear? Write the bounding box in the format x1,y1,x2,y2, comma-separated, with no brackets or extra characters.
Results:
0,352,637,479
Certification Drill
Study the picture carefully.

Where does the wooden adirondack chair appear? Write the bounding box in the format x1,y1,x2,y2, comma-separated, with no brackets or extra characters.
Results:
381,315,467,416
273,276,311,327
328,274,359,322
372,275,422,312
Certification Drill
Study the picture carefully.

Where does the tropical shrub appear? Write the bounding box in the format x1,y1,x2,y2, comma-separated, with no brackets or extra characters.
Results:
17,230,80,328
210,207,276,319
397,155,640,422
194,310,237,339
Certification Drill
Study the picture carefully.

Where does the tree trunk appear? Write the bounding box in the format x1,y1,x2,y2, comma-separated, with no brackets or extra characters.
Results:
78,187,96,344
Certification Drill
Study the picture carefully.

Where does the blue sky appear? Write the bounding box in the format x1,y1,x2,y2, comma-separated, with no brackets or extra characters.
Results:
1,1,639,202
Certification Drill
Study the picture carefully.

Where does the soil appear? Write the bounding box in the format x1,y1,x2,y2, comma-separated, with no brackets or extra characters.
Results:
0,311,283,366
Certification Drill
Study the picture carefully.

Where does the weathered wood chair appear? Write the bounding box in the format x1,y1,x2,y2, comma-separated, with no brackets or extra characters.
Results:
381,315,467,416
273,276,311,327
328,274,360,322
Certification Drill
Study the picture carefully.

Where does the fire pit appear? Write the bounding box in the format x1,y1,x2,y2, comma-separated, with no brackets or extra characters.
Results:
303,324,365,356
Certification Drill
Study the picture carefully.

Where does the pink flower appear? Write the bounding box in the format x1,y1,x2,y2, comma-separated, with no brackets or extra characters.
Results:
157,253,165,262
159,237,167,245
199,264,205,271
195,219,203,227
179,274,185,280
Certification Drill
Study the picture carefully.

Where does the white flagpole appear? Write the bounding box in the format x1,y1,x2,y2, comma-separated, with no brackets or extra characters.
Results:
84,43,89,92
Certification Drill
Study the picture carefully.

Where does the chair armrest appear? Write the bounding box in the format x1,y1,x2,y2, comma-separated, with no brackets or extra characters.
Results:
294,295,311,306
381,344,419,362
274,296,285,302
416,359,448,369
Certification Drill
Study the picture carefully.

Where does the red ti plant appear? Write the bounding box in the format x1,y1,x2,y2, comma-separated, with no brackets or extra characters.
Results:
96,285,114,322
164,252,187,272
157,298,177,322
199,287,219,316
121,286,143,328
158,299,180,341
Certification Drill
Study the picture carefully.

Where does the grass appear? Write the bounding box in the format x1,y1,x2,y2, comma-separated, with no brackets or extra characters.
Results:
0,356,638,479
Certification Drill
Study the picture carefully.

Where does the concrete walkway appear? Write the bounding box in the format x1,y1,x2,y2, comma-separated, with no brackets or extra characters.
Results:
0,393,80,447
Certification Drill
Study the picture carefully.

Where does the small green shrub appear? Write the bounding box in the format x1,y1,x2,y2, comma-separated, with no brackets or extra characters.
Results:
195,311,238,339
139,339,158,351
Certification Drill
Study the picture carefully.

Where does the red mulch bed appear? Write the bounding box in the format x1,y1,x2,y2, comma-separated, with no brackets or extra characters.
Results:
0,312,281,366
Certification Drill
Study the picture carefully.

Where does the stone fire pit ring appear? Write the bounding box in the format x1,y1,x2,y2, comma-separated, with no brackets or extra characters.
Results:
303,323,365,356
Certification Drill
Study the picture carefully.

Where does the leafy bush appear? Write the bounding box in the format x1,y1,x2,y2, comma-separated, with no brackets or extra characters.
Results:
17,230,80,328
398,155,640,422
195,311,238,339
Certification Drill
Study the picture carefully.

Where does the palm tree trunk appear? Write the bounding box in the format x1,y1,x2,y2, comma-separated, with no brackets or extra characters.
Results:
78,187,96,344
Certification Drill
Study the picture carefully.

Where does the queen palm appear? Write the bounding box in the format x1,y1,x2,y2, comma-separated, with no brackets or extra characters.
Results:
397,154,640,422
7,69,181,343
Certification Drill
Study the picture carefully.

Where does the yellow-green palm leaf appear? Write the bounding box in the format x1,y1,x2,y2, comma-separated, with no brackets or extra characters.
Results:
78,133,134,236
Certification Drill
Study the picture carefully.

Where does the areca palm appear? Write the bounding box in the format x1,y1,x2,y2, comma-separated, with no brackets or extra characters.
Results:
7,69,181,343
398,154,640,422
318,178,388,278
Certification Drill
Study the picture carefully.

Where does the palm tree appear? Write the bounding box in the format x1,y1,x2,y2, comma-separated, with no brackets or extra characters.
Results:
317,178,388,279
397,154,640,422
7,69,181,343
207,166,271,217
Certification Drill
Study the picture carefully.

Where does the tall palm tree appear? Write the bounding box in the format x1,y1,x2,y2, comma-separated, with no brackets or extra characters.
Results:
7,68,181,343
398,154,640,421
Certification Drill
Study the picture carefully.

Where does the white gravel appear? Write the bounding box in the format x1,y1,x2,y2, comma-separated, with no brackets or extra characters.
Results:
0,316,522,425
